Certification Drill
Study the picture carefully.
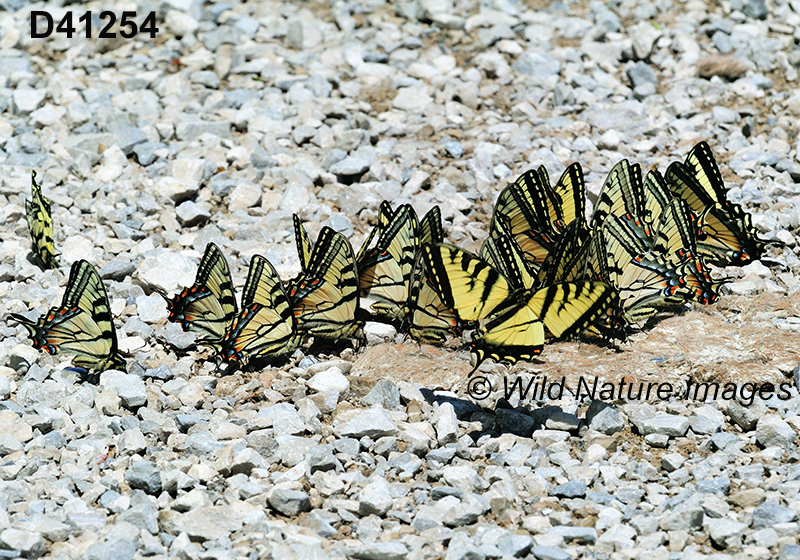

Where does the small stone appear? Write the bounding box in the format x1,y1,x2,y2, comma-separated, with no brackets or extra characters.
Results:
638,414,689,437
548,526,598,544
175,506,243,542
136,294,168,323
268,488,311,517
337,408,398,439
444,141,463,158
644,433,669,448
585,401,625,434
165,10,199,36
752,500,798,529
125,461,162,495
433,402,459,445
0,528,45,559
393,87,432,112
359,477,394,516
361,379,402,410
444,532,484,560
119,428,147,455
660,453,685,472
697,55,751,80
363,322,396,345
551,480,586,498
347,542,409,560
175,201,211,227
727,398,767,431
626,61,658,88
495,409,535,438
306,444,337,473
329,156,372,178
13,88,46,115
307,367,350,395
103,373,147,409
228,183,261,211
756,415,796,448
530,546,572,560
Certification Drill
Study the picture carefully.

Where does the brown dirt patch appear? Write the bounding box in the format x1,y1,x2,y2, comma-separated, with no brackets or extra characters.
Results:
350,292,800,399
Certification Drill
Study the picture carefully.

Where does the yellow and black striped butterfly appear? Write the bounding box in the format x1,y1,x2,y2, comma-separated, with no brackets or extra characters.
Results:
642,169,673,228
593,214,698,325
290,226,362,340
480,214,537,292
11,260,126,373
422,243,614,373
491,169,560,269
666,142,775,265
590,159,645,230
651,199,721,305
543,162,587,233
220,255,300,364
355,201,395,264
286,214,313,296
539,219,592,285
161,243,238,351
358,204,419,320
473,281,615,372
25,170,58,269
406,206,461,344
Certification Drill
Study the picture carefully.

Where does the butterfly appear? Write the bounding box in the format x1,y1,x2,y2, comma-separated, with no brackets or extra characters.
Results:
358,204,419,320
406,206,462,344
589,214,700,325
286,214,313,296
538,162,588,233
480,213,538,292
290,226,362,340
160,243,238,352
355,201,395,264
666,142,776,266
25,170,58,269
11,260,126,373
490,169,560,270
422,243,615,373
590,159,645,230
220,255,301,365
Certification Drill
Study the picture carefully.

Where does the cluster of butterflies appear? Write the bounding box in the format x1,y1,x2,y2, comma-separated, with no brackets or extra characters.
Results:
11,142,776,378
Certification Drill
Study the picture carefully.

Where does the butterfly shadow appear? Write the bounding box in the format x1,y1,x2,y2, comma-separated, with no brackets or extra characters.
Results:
418,386,587,442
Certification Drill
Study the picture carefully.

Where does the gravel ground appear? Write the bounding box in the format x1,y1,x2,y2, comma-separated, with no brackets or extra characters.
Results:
2,0,800,558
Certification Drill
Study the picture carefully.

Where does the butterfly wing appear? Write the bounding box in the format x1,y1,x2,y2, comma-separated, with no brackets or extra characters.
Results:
293,213,313,272
539,219,591,285
665,160,715,216
550,162,586,233
355,201,395,264
163,243,237,347
11,260,125,372
683,141,728,204
470,299,545,374
358,204,419,320
421,243,512,323
26,171,58,269
291,227,361,339
590,159,645,229
642,168,673,227
491,170,558,266
480,215,537,292
527,281,616,339
223,255,300,363
406,249,461,345
419,205,444,246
